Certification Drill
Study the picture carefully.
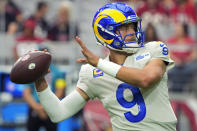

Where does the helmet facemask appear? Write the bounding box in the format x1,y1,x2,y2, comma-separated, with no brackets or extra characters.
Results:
93,2,144,54
111,20,144,53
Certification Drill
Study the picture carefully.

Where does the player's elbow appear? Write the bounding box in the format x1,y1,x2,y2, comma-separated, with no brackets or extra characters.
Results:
50,118,62,123
50,118,60,123
139,75,159,88
50,115,67,123
46,108,69,123
49,108,73,123
139,79,150,88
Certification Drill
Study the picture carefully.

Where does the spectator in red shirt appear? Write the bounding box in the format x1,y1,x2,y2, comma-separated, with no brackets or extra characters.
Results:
136,0,169,26
16,19,44,42
14,19,45,60
168,22,196,65
160,0,176,17
170,0,196,24
167,22,197,92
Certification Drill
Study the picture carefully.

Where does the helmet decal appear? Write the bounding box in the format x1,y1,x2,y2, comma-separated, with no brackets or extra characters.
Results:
92,2,144,53
96,9,127,23
94,15,114,45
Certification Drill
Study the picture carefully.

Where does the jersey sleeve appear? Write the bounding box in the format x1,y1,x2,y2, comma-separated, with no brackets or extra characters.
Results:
148,41,175,70
76,65,95,99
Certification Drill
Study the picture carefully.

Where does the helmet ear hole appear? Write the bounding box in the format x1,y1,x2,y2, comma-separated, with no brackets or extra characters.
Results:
107,25,114,31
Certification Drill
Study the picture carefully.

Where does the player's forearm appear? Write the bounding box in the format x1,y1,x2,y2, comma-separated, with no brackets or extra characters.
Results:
117,59,166,88
116,66,157,88
37,88,86,123
97,58,165,88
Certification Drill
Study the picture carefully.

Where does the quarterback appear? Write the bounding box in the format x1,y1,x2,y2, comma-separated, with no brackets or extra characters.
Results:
35,2,177,131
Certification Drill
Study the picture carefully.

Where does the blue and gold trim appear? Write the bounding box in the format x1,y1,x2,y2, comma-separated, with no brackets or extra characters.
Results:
93,69,104,78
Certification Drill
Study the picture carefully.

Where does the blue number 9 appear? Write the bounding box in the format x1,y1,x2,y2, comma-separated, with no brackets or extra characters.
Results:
116,83,146,123
160,43,168,55
162,47,168,55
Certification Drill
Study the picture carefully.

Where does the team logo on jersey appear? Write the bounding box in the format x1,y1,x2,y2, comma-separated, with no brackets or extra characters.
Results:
93,69,104,78
135,52,150,61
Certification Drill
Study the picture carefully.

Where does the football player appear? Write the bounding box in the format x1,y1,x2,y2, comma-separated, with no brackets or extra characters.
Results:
35,2,177,131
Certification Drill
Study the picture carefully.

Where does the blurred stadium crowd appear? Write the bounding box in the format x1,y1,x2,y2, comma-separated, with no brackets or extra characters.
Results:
0,0,197,131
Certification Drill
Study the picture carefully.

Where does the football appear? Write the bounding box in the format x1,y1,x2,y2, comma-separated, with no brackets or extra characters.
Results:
10,51,51,84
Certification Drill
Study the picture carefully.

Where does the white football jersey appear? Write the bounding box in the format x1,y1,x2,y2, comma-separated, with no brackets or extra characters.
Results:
77,41,177,131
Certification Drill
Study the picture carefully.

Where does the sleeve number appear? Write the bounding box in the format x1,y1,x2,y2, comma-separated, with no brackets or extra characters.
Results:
116,83,146,123
160,43,168,55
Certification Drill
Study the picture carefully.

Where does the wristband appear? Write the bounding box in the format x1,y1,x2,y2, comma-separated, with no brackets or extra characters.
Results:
97,58,121,77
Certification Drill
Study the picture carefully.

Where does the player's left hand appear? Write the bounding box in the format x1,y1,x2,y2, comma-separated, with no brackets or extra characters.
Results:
75,36,99,67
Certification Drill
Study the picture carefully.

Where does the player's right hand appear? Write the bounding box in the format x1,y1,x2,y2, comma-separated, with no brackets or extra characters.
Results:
35,77,48,92
75,36,100,67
